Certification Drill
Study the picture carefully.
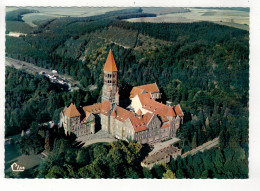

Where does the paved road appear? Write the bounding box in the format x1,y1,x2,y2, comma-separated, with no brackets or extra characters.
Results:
181,137,219,158
5,57,81,88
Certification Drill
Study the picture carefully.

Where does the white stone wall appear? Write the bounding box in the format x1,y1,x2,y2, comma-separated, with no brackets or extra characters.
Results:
131,96,151,114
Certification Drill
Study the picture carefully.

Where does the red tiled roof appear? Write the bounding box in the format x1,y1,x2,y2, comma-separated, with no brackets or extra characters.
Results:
100,100,112,116
130,113,154,132
130,83,159,98
138,93,152,105
83,103,102,114
130,87,145,98
64,103,81,118
103,49,118,72
83,101,112,116
167,106,176,117
138,93,171,122
174,104,184,117
161,123,170,129
111,106,134,122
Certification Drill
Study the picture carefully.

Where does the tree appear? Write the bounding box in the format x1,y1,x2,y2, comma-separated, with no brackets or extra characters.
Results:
163,169,176,179
152,165,164,178
93,145,108,159
143,168,153,178
45,165,66,178
44,135,51,153
201,170,209,178
192,132,197,149
125,167,139,178
76,150,88,165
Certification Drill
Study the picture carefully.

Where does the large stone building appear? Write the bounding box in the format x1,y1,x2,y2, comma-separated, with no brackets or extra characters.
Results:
60,49,184,144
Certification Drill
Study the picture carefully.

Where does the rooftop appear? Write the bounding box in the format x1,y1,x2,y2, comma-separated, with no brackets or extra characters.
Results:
130,83,159,98
138,93,176,122
83,103,102,114
130,112,154,132
103,49,118,72
64,103,81,118
111,106,134,122
174,104,184,117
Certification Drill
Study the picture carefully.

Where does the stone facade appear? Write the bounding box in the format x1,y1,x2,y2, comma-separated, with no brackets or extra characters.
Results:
59,103,95,137
101,49,119,105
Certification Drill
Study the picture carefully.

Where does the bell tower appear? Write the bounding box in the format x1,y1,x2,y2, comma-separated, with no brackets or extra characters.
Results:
102,49,119,105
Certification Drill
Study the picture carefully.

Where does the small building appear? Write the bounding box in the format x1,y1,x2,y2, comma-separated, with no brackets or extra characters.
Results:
141,145,182,169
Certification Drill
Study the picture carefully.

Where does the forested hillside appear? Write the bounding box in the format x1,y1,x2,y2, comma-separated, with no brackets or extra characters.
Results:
5,8,249,178
5,67,99,137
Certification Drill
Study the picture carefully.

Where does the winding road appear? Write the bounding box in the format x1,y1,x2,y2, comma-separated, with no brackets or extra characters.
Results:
5,57,81,87
181,137,219,158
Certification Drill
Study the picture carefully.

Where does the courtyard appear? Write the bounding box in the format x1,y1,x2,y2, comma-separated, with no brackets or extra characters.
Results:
75,130,117,147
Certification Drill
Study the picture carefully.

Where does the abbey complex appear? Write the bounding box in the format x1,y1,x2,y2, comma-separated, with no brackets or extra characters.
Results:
60,50,184,145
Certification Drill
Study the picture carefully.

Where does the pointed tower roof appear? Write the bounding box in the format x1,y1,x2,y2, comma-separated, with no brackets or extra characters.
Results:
64,103,81,118
103,49,118,72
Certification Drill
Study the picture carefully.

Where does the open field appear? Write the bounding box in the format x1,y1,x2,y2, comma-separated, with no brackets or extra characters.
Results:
22,13,56,27
20,7,124,27
7,7,249,30
126,8,249,30
142,7,190,15
6,7,19,12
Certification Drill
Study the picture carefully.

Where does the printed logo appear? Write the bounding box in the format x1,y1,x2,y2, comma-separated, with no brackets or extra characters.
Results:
11,162,25,172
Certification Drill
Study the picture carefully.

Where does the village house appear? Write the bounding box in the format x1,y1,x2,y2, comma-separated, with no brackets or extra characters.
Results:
60,49,184,144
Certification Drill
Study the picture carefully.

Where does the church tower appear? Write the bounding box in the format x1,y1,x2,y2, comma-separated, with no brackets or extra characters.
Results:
102,49,119,105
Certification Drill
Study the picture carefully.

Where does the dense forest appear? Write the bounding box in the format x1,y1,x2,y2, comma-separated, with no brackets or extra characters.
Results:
5,67,100,137
5,8,249,178
6,124,248,179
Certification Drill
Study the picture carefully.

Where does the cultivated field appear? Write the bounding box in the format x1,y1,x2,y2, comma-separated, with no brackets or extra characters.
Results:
127,8,249,30
22,13,56,27
20,7,124,27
